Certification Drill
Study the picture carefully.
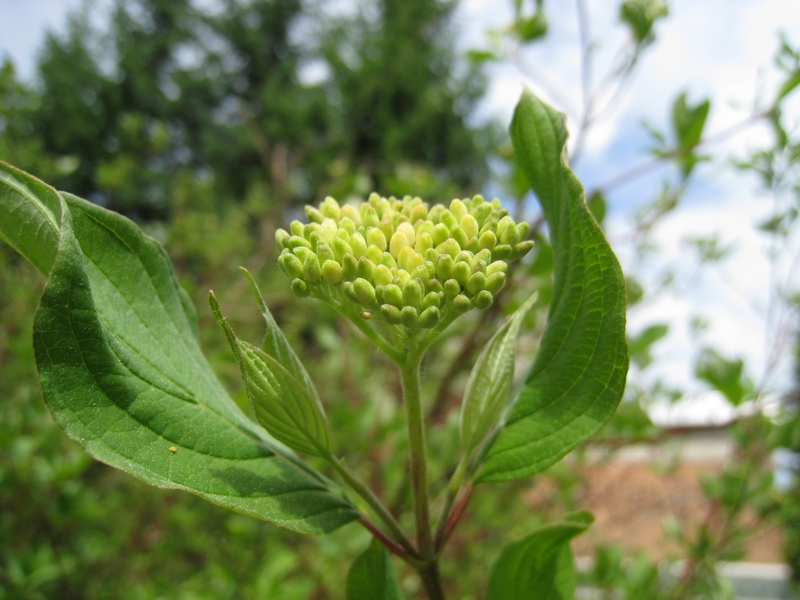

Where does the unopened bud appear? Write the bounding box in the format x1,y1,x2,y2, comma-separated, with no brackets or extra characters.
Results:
380,304,402,324
460,214,479,239
303,254,322,283
484,271,506,294
291,278,310,297
419,306,440,328
322,260,344,284
374,264,393,286
367,227,388,251
444,278,461,300
400,306,418,328
432,223,450,246
453,294,471,314
452,261,471,287
279,252,305,279
510,240,535,260
354,278,376,306
473,290,494,310
402,278,424,308
466,271,486,296
492,244,512,260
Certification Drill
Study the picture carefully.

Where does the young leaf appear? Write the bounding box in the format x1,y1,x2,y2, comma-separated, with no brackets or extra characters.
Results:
240,267,321,409
0,162,358,534
478,90,628,483
346,539,402,600
486,511,593,600
210,295,333,458
460,292,538,453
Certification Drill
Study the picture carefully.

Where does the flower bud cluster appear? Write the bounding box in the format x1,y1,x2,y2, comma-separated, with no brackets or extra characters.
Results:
276,193,533,332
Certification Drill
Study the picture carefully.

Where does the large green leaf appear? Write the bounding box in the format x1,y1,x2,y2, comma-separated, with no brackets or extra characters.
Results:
0,161,358,534
486,511,593,600
478,91,628,483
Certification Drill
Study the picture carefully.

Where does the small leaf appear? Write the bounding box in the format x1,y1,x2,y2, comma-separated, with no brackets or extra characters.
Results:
346,539,402,600
486,511,593,600
210,296,333,458
620,0,669,46
628,323,669,367
240,267,320,407
461,293,538,452
478,90,628,483
695,348,753,407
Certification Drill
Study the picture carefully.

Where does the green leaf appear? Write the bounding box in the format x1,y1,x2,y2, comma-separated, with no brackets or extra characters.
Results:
461,293,538,453
478,90,628,483
628,323,669,367
210,295,333,458
486,511,593,600
695,348,753,407
0,162,358,534
240,267,321,408
346,539,402,600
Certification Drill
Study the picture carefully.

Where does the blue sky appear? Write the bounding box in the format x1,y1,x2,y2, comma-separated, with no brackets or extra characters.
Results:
2,0,799,424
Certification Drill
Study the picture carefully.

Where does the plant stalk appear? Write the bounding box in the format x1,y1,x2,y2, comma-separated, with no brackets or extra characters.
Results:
399,348,435,559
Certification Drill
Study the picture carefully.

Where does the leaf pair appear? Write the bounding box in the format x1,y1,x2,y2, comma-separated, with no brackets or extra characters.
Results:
209,276,333,458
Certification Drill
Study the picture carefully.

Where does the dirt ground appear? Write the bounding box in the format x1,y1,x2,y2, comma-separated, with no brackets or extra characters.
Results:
524,459,784,563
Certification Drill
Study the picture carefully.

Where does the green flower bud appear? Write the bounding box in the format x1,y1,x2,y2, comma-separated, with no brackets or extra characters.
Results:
449,198,468,220
360,203,380,227
333,237,352,263
400,306,418,328
342,253,358,281
294,246,313,262
497,216,518,245
378,220,394,243
304,205,325,223
303,254,322,283
471,202,493,227
380,304,402,324
410,203,429,224
454,250,473,264
396,221,416,246
291,278,310,297
486,260,508,276
453,294,471,314
339,217,357,235
466,271,486,296
436,238,461,259
354,278,377,306
340,204,361,224
422,291,443,310
516,221,530,240
472,260,487,275
414,231,434,254
410,264,429,282
452,261,471,287
322,260,344,284
402,278,424,307
436,254,454,280
382,283,403,308
444,278,461,300
320,196,341,220
432,223,450,246
473,290,494,310
350,232,367,258
484,271,506,294
367,227,388,251
290,220,305,237
426,279,444,295
374,264,394,286
380,252,397,269
304,222,321,240
427,204,445,223
419,306,440,328
473,248,492,267
492,244,512,260
390,231,410,258
279,252,305,279
357,256,376,280
510,240,535,260
450,225,469,249
366,245,382,264
317,242,335,264
288,235,312,250
460,214,479,239
399,247,424,273
440,209,458,229
478,230,497,250
275,228,291,248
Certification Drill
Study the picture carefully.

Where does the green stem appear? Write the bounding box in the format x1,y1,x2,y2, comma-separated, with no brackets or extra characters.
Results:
328,456,419,559
399,348,434,558
433,455,469,552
